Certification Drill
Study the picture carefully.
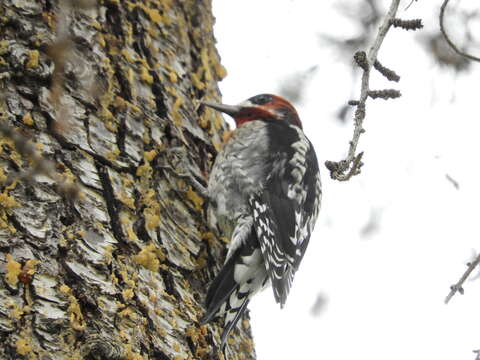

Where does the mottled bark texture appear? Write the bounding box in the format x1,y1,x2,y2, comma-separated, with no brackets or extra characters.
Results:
0,1,255,359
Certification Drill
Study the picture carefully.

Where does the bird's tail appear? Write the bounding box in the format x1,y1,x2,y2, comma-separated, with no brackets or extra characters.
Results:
201,233,266,349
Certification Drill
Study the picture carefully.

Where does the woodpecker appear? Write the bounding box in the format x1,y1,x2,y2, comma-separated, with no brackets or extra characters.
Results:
200,94,322,349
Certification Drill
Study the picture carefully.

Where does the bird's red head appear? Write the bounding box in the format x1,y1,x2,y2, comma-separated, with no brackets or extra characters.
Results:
202,94,302,129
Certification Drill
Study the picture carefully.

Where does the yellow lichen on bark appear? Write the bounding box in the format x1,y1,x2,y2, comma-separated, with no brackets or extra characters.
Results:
25,50,39,69
143,149,157,162
186,186,204,211
59,284,71,294
15,337,32,356
133,243,165,272
22,112,34,126
139,66,153,85
9,302,26,320
136,163,152,178
22,259,40,279
144,207,160,230
123,343,144,360
0,190,20,209
5,254,21,286
0,168,6,184
67,295,86,331
122,288,135,301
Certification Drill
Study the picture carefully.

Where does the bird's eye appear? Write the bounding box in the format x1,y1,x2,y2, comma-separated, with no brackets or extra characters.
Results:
249,94,272,105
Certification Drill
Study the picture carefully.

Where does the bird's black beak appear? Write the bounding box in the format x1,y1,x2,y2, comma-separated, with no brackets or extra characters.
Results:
201,101,242,117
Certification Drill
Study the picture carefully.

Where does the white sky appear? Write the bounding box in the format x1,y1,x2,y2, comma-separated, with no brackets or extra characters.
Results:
211,1,480,360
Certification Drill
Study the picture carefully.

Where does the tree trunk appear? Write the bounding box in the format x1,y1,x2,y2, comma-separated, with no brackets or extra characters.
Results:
0,1,255,359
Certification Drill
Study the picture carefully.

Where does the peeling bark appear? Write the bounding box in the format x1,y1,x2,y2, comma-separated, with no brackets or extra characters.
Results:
0,0,255,359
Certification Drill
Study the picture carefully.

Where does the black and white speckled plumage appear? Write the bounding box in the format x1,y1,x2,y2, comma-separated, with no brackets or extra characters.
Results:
201,94,322,349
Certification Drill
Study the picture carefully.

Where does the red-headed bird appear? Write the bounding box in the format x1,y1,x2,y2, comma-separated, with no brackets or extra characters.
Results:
201,94,322,349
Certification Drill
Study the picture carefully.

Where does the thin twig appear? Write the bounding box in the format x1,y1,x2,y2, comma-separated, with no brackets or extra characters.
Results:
440,0,480,63
374,60,400,82
445,252,480,304
326,0,401,181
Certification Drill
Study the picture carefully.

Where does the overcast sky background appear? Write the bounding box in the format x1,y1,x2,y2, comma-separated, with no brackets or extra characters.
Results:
211,1,480,359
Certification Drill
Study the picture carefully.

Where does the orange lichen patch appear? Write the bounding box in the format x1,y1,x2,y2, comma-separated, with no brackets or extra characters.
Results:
185,186,204,211
19,259,40,284
15,337,32,356
5,254,22,287
26,50,39,69
133,243,165,272
22,112,34,126
186,325,210,357
222,130,233,144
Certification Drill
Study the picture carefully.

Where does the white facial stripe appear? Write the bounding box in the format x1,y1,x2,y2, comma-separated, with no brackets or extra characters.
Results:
237,99,253,107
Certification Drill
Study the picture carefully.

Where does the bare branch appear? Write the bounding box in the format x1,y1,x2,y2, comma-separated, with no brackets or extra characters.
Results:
440,0,480,63
445,252,480,304
326,0,422,181
445,173,459,190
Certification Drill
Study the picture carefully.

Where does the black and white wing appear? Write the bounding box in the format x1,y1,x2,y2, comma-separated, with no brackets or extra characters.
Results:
250,121,322,307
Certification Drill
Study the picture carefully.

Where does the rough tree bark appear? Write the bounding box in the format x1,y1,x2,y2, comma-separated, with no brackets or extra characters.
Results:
0,1,255,359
